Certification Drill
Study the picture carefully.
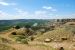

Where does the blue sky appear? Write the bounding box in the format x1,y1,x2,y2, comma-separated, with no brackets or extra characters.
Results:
0,0,75,20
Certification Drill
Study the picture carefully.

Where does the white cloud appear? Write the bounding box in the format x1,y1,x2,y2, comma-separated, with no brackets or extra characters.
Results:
15,8,28,17
1,7,75,20
33,10,48,19
0,11,8,16
0,9,55,19
43,6,57,12
0,2,9,5
0,10,27,20
0,11,13,20
43,6,52,10
0,6,58,20
0,1,16,6
0,10,75,20
63,14,75,19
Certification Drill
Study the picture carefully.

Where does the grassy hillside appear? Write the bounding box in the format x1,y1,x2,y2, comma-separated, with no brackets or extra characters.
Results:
0,20,75,50
0,43,15,50
36,23,75,42
0,37,15,50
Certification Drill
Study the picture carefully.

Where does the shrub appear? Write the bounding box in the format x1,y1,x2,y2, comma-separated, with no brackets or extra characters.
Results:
14,35,26,41
25,25,31,28
11,35,28,44
59,47,64,50
21,39,28,44
14,26,20,29
16,37,21,41
11,32,16,35
30,36,34,41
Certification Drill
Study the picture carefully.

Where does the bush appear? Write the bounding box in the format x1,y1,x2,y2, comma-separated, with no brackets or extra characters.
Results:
59,47,64,50
11,35,28,44
25,25,31,28
14,35,26,41
21,39,28,44
16,37,21,41
14,26,20,29
11,32,16,35
30,36,34,41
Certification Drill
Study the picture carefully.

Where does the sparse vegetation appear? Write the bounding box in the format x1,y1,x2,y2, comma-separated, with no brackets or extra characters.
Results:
0,37,10,43
0,43,15,50
0,36,15,50
21,39,28,44
0,19,75,50
10,35,29,44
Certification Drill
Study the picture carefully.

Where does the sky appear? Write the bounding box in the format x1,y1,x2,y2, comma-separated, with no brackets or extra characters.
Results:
0,0,75,20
